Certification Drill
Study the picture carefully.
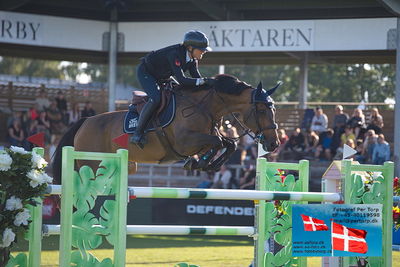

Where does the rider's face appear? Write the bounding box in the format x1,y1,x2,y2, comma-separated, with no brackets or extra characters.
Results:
192,48,206,60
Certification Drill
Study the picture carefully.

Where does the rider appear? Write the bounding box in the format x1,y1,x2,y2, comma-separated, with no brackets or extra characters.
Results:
130,30,215,146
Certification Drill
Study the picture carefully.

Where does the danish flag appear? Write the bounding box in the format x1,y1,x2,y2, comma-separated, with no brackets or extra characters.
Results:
300,214,328,231
332,222,368,254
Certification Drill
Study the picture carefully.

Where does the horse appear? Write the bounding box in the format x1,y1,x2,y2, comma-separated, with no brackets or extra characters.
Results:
52,74,280,184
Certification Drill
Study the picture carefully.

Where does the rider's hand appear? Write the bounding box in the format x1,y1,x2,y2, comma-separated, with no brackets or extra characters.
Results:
203,78,216,87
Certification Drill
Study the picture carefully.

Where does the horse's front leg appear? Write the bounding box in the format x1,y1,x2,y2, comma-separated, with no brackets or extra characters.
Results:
203,138,237,171
176,132,223,171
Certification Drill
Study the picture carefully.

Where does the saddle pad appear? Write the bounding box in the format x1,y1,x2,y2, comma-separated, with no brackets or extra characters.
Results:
123,94,176,134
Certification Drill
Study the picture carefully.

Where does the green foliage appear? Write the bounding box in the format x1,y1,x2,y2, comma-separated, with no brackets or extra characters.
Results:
263,168,308,267
0,56,395,103
99,200,117,246
69,158,121,264
0,57,64,79
72,209,103,251
70,251,113,267
5,253,27,267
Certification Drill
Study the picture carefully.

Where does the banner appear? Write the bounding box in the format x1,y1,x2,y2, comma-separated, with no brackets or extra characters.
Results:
292,204,382,257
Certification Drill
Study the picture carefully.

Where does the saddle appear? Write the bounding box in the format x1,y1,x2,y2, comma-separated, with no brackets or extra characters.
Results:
124,85,176,134
131,88,173,116
124,81,184,163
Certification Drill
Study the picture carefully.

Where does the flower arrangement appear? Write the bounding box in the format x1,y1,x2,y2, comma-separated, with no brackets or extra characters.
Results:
0,146,52,266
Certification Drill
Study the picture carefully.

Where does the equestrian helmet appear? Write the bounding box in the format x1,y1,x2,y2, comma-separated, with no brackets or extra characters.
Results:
183,30,212,51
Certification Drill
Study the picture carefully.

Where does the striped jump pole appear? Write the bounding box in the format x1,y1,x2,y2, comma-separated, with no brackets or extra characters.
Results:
128,187,342,202
44,224,255,236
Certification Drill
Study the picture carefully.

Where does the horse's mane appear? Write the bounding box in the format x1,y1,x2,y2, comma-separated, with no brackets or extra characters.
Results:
179,74,252,95
212,74,252,95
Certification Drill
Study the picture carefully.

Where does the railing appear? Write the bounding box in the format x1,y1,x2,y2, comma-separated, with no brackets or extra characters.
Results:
131,163,245,187
0,81,108,113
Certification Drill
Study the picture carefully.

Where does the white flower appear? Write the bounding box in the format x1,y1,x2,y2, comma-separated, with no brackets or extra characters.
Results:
41,173,53,184
27,170,45,188
10,146,28,154
0,228,16,248
0,153,12,171
14,208,30,226
31,151,47,169
5,196,23,211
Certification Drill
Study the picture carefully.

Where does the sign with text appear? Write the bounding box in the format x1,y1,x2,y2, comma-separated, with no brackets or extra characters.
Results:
152,199,255,226
292,204,382,257
0,11,42,45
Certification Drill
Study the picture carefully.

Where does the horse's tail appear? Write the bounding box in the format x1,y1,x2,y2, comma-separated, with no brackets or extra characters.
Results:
52,118,87,184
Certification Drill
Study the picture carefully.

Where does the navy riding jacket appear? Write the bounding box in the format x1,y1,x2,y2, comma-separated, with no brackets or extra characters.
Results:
142,44,202,86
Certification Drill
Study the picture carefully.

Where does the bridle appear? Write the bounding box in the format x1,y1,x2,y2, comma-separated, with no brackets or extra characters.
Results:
214,88,278,145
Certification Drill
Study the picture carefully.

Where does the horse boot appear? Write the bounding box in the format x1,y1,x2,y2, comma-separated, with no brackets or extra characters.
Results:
197,149,218,170
130,99,157,148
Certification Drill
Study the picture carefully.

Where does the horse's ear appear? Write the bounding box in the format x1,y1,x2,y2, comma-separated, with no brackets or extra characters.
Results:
256,81,263,93
266,81,282,96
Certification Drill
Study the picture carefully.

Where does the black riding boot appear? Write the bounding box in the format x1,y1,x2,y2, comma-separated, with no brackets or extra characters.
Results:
130,99,157,148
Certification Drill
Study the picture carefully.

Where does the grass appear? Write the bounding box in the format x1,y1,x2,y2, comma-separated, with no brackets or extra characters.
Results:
11,235,400,267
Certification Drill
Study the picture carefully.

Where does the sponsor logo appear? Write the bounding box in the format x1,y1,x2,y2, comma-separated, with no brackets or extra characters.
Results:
186,205,254,216
129,118,138,128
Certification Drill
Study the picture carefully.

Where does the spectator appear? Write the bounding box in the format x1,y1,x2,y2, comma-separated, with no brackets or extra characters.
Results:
241,134,254,151
29,104,40,121
310,107,328,134
331,105,349,152
366,108,384,134
243,143,258,162
269,129,289,161
46,100,66,135
68,102,81,126
362,130,378,163
26,119,39,150
7,111,23,127
37,111,51,145
8,119,25,147
196,171,214,188
35,88,51,112
315,128,334,161
55,90,68,124
354,139,366,163
347,108,365,139
304,130,319,155
285,128,305,152
48,134,62,163
372,134,390,165
340,126,356,147
239,162,256,190
212,164,232,189
81,101,96,118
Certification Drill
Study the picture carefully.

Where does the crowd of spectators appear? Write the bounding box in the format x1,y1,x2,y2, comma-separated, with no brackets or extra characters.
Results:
195,105,390,190
275,105,390,165
6,89,96,161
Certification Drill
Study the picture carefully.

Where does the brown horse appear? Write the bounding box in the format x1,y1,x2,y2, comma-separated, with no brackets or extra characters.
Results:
52,74,279,183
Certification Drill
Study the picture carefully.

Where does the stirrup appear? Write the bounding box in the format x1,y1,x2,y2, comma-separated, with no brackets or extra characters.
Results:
130,134,146,149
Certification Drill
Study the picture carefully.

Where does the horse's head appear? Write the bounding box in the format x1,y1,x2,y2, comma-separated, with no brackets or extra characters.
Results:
244,81,280,152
